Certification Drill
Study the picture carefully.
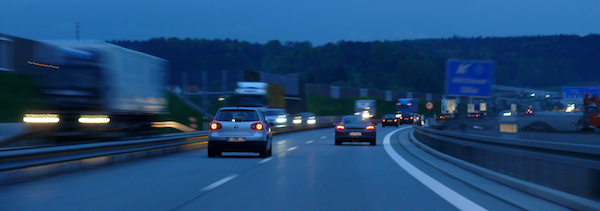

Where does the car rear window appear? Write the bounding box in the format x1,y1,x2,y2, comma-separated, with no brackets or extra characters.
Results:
383,114,395,118
264,110,285,116
216,110,259,122
343,116,367,124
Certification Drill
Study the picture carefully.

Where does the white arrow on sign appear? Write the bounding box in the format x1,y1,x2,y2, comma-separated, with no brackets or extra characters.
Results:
456,63,471,74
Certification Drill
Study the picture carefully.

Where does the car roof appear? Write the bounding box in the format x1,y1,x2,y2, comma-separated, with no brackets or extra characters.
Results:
262,108,285,111
218,107,262,111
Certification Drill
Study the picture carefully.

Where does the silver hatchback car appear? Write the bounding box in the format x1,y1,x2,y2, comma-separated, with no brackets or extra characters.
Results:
208,107,273,157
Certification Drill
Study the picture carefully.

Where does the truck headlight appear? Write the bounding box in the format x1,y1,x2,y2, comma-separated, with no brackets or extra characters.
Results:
79,115,110,124
23,114,60,123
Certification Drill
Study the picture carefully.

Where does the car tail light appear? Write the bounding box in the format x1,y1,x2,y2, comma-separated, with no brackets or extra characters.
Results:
210,122,222,130
336,125,345,130
251,122,264,130
382,119,385,122
410,117,413,120
366,125,375,130
394,119,397,122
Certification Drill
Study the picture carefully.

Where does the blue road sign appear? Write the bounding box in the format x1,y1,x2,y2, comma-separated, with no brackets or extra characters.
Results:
446,59,495,97
562,86,600,99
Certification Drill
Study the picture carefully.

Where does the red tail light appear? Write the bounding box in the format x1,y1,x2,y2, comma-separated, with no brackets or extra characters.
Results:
210,122,222,130
410,117,413,120
251,122,264,130
394,119,397,122
382,119,385,122
336,125,345,130
366,125,375,130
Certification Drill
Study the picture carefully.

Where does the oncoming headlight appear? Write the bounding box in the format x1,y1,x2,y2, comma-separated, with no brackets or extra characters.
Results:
307,119,316,124
362,113,370,118
276,117,287,123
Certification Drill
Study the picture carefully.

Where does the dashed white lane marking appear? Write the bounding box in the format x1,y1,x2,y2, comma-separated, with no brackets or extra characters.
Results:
286,146,298,151
199,174,239,192
383,127,487,211
306,140,314,144
321,136,327,139
258,157,274,164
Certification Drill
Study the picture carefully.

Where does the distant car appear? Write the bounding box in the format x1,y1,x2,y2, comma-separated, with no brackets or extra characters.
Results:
381,114,398,127
208,107,273,158
262,108,288,126
335,115,376,145
501,110,513,117
293,112,316,124
397,112,414,124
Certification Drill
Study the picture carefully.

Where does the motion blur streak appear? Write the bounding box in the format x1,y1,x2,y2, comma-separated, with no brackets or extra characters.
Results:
383,127,487,211
152,121,197,132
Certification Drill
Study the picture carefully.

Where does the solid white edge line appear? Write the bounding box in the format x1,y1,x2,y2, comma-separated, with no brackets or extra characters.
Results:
286,146,298,151
258,157,274,164
199,174,239,192
306,140,314,144
321,136,327,139
383,127,487,211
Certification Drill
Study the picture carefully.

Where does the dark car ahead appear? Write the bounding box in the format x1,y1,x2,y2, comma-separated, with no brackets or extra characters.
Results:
208,107,273,158
397,112,414,124
381,114,398,127
335,115,376,145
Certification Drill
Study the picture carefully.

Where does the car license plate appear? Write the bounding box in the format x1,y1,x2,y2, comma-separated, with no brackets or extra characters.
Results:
387,120,392,122
349,132,362,136
228,137,246,142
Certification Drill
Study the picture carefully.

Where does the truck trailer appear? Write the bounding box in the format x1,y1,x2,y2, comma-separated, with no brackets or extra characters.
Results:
2,34,168,139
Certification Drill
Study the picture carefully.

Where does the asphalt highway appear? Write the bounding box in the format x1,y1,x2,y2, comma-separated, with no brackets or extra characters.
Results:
0,126,567,210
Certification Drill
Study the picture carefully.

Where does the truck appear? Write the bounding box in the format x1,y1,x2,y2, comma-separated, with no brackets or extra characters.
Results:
2,34,168,139
467,100,487,118
235,82,287,124
355,99,376,118
234,82,285,109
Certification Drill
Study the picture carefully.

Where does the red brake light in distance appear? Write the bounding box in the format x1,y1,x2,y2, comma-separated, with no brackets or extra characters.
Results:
251,122,264,130
210,122,222,130
382,119,385,122
366,125,375,130
394,119,397,122
336,125,345,130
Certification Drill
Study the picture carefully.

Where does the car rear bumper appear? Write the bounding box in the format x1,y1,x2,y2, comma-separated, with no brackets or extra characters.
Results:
208,140,266,152
399,119,413,123
335,130,376,142
382,121,397,126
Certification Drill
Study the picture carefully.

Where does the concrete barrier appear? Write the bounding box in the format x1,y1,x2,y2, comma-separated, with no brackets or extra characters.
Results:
413,125,600,204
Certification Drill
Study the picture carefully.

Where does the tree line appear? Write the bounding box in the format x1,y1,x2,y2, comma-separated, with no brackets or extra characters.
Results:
110,34,600,94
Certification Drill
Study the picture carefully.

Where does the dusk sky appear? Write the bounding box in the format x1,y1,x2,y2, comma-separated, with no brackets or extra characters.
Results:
2,1,599,45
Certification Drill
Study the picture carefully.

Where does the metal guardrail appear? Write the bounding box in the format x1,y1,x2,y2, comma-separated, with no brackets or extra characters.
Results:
413,125,600,206
0,118,339,185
